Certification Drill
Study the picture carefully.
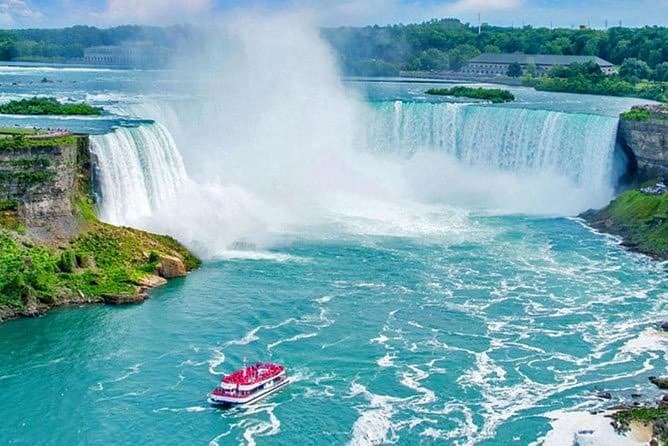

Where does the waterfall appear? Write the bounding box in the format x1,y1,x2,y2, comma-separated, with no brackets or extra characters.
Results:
91,123,188,225
361,101,620,197
89,100,623,240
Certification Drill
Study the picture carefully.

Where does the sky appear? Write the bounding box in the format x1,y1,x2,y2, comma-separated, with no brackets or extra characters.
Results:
0,0,666,29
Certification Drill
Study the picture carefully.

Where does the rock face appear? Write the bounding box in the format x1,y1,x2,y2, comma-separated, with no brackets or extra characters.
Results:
158,255,187,278
0,136,90,243
618,117,668,182
650,376,668,390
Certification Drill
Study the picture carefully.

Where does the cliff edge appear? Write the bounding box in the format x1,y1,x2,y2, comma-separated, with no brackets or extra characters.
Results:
617,105,668,182
582,181,667,260
0,130,200,322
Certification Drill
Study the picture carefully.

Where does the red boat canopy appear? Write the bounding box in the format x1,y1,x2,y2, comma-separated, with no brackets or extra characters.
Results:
222,363,285,386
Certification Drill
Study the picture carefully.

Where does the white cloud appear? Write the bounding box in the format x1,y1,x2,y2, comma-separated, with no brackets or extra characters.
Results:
0,0,44,26
444,0,525,14
101,0,213,25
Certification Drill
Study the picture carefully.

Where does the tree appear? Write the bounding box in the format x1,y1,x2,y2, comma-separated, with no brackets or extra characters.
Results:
447,44,480,71
0,40,17,61
654,62,668,81
526,63,537,77
507,62,523,77
619,58,651,81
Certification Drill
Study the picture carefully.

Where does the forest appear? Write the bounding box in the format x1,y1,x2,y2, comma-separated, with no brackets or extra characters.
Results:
320,19,667,76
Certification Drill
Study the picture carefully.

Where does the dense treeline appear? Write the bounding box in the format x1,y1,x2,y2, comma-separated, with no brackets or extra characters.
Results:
0,97,102,115
0,25,192,61
524,60,667,101
321,19,668,76
0,20,665,71
425,86,515,103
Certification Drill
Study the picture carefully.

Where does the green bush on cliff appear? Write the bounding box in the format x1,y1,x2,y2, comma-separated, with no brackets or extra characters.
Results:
426,87,515,103
0,180,200,313
620,109,652,121
0,134,77,151
0,222,201,312
0,97,102,116
585,188,668,259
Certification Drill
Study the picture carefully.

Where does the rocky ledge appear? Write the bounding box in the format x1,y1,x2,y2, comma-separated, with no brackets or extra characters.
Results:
618,104,668,182
0,130,200,323
581,179,667,260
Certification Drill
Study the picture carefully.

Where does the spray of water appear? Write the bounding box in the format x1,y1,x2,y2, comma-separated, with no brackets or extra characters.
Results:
93,14,620,258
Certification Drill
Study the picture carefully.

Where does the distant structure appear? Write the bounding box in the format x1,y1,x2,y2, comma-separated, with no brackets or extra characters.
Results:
461,53,615,77
83,42,168,68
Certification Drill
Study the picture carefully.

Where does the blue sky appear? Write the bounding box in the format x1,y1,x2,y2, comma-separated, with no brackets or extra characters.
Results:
1,0,666,29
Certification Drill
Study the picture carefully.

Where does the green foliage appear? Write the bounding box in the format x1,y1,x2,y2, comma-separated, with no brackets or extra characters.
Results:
322,20,668,76
0,128,38,136
612,406,668,443
0,221,200,312
506,62,523,77
0,199,18,212
527,70,667,102
589,188,668,259
620,109,652,121
426,86,515,103
0,40,17,61
619,57,652,81
655,62,668,81
0,142,201,313
0,25,191,61
58,250,76,273
0,134,77,151
345,58,400,76
0,97,102,116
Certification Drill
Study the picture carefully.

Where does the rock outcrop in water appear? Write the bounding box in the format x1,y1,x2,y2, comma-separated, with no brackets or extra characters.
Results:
617,105,668,182
0,131,200,323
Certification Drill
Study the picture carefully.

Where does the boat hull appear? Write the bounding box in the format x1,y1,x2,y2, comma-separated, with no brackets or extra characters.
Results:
208,378,290,407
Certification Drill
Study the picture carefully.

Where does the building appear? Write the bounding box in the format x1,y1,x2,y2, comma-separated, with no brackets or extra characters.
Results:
461,53,615,77
83,42,168,68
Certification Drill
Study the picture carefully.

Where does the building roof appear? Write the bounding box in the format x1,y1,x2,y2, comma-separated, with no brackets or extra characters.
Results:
468,53,613,67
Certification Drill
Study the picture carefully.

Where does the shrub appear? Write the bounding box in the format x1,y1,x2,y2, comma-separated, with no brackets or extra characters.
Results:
426,86,515,103
0,97,102,116
621,109,652,121
58,250,77,273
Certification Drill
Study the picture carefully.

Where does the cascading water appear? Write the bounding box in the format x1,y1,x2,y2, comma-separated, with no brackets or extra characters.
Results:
91,123,188,225
361,101,619,198
90,98,623,248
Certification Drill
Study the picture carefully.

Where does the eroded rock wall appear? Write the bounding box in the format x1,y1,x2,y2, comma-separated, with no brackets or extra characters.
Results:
0,136,89,242
618,118,668,181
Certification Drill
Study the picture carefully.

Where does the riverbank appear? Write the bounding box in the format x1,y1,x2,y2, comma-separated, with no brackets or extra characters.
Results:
0,129,200,323
581,181,667,260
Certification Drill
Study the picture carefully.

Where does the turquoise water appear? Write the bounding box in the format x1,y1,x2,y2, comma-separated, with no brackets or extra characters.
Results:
0,65,666,445
1,217,666,445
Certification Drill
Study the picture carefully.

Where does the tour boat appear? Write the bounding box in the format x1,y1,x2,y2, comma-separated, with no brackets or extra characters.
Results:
208,361,290,407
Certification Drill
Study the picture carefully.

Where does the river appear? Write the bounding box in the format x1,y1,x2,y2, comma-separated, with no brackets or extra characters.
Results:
0,57,666,445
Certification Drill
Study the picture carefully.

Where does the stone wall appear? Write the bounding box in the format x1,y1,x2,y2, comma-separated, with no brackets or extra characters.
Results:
617,117,668,181
0,136,89,242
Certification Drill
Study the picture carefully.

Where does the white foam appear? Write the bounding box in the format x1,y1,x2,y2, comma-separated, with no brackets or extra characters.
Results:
542,410,647,446
215,250,308,263
315,295,334,304
267,332,317,350
207,349,226,375
619,329,668,356
377,353,397,368
348,383,404,446
223,318,297,348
